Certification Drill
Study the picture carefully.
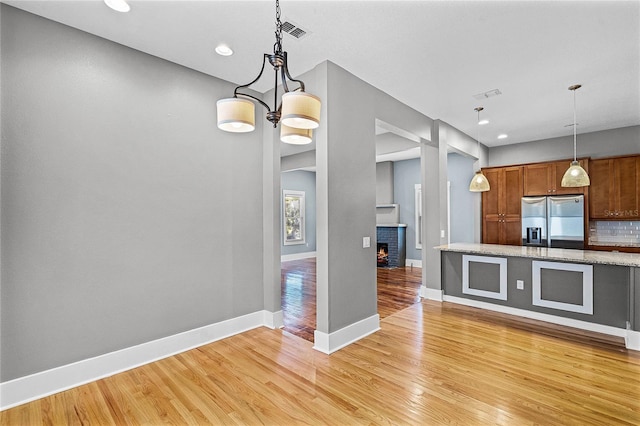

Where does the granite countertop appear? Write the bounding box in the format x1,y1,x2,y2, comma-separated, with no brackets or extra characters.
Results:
436,243,640,268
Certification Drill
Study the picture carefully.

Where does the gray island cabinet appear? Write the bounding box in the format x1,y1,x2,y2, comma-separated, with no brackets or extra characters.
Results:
437,243,640,351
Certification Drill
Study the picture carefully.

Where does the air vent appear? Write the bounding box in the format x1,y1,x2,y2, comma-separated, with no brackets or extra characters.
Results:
281,19,309,39
473,89,502,100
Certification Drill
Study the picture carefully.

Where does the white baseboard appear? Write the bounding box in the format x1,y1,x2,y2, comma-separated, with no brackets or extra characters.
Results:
0,310,275,411
443,295,638,350
420,286,443,301
626,329,640,351
313,314,380,354
281,251,316,262
263,310,284,329
405,259,422,268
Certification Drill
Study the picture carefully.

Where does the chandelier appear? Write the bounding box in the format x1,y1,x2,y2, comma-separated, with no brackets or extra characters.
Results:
216,0,321,145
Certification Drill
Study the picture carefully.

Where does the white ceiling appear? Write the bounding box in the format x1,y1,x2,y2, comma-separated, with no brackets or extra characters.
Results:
4,0,640,152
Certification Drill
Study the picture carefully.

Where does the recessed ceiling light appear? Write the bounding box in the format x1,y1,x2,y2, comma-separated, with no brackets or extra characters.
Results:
497,134,508,139
478,119,489,125
215,45,234,56
104,0,130,13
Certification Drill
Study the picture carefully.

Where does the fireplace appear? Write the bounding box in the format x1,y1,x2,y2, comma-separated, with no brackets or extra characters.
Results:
376,225,406,268
377,243,389,266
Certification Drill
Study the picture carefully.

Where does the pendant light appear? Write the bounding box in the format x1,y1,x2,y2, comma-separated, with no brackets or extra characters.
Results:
469,107,491,192
216,0,321,143
561,84,590,187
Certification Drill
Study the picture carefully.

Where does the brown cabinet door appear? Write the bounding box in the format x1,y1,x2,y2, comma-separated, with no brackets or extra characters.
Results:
481,166,523,245
503,166,523,217
613,156,640,218
589,159,613,219
523,163,552,196
589,156,640,219
482,217,501,244
503,217,523,246
482,168,502,216
554,159,587,195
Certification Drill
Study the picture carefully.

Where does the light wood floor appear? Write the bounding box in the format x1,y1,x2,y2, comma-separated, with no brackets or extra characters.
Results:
2,299,639,425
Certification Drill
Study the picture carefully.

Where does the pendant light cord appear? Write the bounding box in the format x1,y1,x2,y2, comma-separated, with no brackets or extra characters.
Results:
573,87,577,161
475,106,483,168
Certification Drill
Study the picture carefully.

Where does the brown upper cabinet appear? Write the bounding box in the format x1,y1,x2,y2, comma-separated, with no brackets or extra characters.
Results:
482,166,523,245
589,155,640,219
523,159,588,196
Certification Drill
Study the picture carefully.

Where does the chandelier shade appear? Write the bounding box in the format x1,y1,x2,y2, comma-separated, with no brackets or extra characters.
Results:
281,92,321,129
215,0,321,136
281,124,313,145
561,84,590,187
216,98,255,133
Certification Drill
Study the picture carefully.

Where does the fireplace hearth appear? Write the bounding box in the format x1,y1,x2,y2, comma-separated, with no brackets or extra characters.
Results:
376,225,406,268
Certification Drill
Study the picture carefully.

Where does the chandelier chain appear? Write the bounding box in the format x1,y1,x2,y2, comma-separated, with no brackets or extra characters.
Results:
274,0,283,54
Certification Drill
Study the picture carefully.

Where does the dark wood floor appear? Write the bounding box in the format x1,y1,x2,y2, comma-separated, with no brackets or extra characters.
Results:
281,258,422,341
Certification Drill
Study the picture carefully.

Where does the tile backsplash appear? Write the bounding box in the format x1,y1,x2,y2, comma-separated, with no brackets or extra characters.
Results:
589,221,640,247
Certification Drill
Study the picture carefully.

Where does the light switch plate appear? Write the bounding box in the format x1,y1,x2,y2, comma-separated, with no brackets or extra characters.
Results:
363,237,370,248
440,230,445,238
517,280,524,290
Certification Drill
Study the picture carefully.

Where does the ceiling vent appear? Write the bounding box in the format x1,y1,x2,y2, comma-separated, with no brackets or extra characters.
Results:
473,89,502,100
281,19,309,39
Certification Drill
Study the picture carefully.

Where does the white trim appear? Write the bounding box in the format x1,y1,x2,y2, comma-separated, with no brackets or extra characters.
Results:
532,261,593,315
414,184,422,249
462,255,508,300
405,259,422,268
281,251,317,262
0,310,269,411
263,310,284,329
283,189,306,246
443,295,639,351
626,329,640,351
313,314,380,354
420,286,443,301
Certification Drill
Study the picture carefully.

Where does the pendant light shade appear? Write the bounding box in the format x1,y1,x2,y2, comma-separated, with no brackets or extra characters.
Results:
561,160,590,187
468,106,491,193
281,124,313,145
561,84,590,187
469,171,491,192
281,92,321,130
216,98,255,133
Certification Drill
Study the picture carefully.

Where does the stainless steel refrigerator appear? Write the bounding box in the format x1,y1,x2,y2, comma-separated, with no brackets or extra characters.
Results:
521,195,584,249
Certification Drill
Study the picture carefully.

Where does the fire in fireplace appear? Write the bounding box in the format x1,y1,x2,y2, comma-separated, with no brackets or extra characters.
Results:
377,243,389,267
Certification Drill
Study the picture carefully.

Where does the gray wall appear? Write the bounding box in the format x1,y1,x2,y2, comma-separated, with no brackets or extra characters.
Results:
281,170,316,256
376,161,394,205
447,153,476,243
489,125,640,167
317,62,378,333
393,158,421,261
1,5,264,381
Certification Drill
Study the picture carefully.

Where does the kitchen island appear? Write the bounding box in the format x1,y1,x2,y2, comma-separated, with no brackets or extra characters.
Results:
436,243,640,350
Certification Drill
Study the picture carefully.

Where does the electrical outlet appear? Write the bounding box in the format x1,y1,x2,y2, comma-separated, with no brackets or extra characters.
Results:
516,280,524,290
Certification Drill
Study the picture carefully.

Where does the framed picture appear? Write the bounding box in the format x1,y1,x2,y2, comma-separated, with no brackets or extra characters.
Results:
283,190,305,245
